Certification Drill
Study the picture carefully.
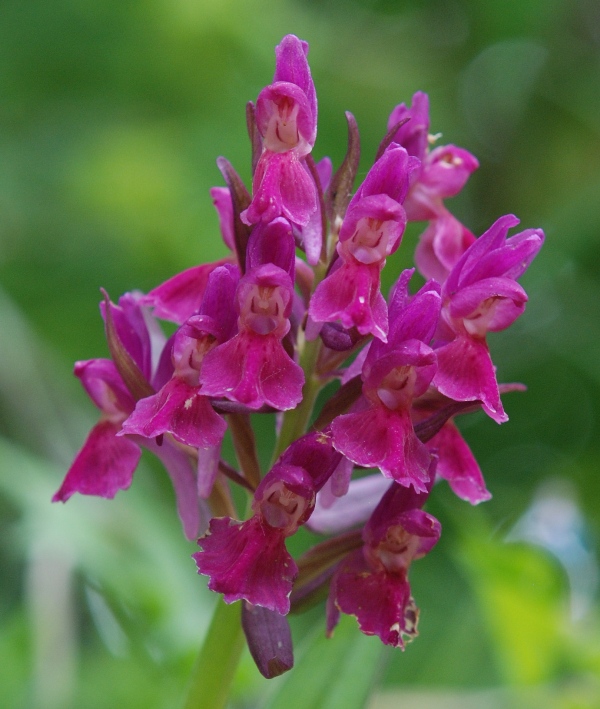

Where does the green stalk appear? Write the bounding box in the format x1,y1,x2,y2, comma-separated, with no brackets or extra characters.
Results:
272,333,323,464
183,600,245,709
271,259,330,464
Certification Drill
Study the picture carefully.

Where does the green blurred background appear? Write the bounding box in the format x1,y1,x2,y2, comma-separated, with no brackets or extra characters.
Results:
1,0,599,707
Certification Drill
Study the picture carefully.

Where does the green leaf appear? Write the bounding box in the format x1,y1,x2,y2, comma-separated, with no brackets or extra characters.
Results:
457,528,566,685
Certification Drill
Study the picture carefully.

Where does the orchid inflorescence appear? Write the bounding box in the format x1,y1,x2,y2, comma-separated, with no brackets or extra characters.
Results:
54,34,544,677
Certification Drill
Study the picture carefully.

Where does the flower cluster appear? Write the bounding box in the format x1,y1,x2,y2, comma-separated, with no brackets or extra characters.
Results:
54,35,544,677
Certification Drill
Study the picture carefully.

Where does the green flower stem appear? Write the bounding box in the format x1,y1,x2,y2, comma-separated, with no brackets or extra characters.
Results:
271,259,330,464
183,599,245,709
272,332,323,464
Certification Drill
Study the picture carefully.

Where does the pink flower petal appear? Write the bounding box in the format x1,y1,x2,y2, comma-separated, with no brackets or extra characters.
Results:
309,260,388,342
140,259,232,324
193,516,297,614
53,420,140,502
243,151,317,227
433,335,507,423
120,378,227,448
429,421,491,504
332,405,431,491
201,331,304,411
332,549,417,648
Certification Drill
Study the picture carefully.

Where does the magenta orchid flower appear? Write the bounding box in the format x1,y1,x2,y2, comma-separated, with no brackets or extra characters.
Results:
120,264,239,450
242,35,318,230
331,271,441,491
309,145,419,341
53,358,142,502
200,219,304,410
193,433,340,614
53,293,205,539
433,214,544,423
387,92,480,285
327,477,440,647
387,91,479,222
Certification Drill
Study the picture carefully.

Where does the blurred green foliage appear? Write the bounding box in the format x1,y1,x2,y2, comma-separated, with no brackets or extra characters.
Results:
1,0,599,707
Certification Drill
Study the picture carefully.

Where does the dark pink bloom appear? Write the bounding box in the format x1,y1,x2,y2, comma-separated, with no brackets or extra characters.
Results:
433,214,544,423
387,92,478,282
194,434,340,613
309,146,418,341
387,92,479,222
55,292,159,503
53,359,140,501
243,35,318,229
53,294,206,539
200,262,304,410
327,479,440,647
120,265,239,448
193,434,340,612
407,145,479,222
331,272,441,491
